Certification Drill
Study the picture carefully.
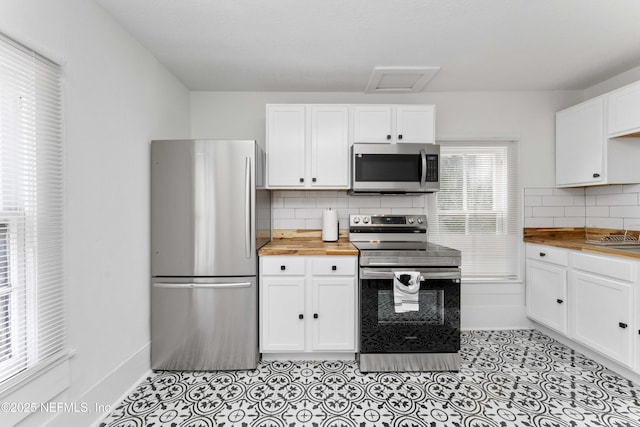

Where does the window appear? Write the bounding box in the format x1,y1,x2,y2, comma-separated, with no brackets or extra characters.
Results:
427,141,520,281
0,33,65,390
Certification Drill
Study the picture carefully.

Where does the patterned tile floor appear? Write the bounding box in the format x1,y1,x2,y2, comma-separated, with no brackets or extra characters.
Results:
100,330,640,427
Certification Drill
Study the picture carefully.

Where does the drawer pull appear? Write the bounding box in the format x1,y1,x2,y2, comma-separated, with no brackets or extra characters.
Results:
299,314,304,320
280,265,286,271
332,265,337,271
556,299,564,304
313,313,318,319
539,252,546,257
593,173,600,178
619,322,628,329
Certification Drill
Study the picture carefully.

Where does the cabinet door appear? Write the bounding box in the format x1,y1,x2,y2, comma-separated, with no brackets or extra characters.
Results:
267,105,306,187
396,105,435,144
555,97,605,187
310,105,350,187
311,277,356,351
608,81,640,137
526,260,568,334
353,105,393,143
261,277,305,352
572,271,632,367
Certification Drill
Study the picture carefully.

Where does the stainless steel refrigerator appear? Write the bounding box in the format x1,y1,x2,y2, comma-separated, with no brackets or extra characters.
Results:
150,139,271,371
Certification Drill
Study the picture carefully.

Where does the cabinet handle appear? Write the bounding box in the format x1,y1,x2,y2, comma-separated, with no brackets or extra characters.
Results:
299,178,304,183
280,265,286,270
619,322,628,329
299,314,304,320
314,313,319,319
539,252,546,257
312,177,317,183
331,265,337,271
386,134,391,140
593,173,600,178
398,134,403,140
556,299,564,304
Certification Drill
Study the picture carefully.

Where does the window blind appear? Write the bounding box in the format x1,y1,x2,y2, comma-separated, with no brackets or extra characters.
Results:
427,141,520,281
0,33,65,390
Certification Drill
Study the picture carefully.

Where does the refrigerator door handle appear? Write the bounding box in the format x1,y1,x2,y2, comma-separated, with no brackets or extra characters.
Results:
245,156,252,259
153,282,252,289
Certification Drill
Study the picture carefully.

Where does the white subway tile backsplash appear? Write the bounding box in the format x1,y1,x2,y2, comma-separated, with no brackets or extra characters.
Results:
359,208,393,215
524,217,554,228
524,207,533,218
381,197,413,208
553,188,584,196
586,206,609,217
412,196,426,208
585,185,623,195
553,217,586,227
542,195,575,206
391,207,425,215
609,205,640,218
348,197,382,208
284,197,316,208
273,208,295,219
524,188,554,196
585,195,596,206
273,219,306,229
622,184,640,193
532,207,565,217
596,193,638,206
305,219,322,229
316,198,349,208
295,208,323,219
524,196,543,207
564,207,585,217
586,217,624,229
624,220,640,230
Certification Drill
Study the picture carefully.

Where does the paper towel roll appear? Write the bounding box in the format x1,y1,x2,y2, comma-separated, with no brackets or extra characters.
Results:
322,208,338,242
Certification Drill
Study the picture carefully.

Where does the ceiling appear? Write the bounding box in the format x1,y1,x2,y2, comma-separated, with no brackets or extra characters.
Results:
93,0,640,92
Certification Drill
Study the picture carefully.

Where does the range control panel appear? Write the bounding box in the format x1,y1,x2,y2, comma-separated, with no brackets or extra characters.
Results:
349,214,427,227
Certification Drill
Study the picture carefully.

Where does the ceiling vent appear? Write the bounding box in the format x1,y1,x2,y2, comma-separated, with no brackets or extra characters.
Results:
365,66,440,93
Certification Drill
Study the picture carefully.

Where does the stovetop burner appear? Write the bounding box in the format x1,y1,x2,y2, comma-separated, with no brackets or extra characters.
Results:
349,214,461,267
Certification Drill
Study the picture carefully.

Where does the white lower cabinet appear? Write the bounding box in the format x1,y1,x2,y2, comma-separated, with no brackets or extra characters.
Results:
570,252,634,368
260,256,357,354
526,243,638,372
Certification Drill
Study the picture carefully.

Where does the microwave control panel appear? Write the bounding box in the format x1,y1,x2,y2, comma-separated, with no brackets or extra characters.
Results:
426,155,438,182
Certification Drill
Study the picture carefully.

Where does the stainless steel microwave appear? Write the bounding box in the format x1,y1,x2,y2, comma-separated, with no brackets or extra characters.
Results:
351,143,440,194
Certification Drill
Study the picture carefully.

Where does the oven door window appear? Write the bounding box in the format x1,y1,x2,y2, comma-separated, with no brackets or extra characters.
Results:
377,289,444,325
360,276,460,354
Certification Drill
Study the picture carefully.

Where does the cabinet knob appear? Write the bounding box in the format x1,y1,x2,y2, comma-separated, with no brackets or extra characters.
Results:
331,265,337,271
619,322,628,329
398,134,403,140
593,173,600,178
312,177,317,183
556,299,564,304
386,135,391,140
280,265,286,270
539,252,546,257
313,313,318,319
299,178,304,183
299,314,304,320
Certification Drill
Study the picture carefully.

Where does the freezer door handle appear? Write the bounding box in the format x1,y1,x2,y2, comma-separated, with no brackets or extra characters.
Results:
245,156,252,259
154,282,252,289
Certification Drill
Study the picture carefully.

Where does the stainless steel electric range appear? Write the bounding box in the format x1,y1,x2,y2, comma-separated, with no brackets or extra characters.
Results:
349,214,462,372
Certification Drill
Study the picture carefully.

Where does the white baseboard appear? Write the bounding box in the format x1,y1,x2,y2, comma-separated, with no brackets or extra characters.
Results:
461,304,532,330
47,343,151,427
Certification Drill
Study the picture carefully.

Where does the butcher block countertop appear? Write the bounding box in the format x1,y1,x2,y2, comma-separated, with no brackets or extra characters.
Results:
524,227,640,260
258,230,359,256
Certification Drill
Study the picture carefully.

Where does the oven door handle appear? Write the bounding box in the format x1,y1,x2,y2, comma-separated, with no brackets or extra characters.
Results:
359,268,461,280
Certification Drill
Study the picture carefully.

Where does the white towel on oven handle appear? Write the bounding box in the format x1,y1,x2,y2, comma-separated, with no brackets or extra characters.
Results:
393,271,423,313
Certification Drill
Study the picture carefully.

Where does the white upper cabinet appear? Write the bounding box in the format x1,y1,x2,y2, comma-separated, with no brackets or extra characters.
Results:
353,104,435,144
266,104,350,189
608,80,640,137
267,105,306,187
555,97,605,187
310,105,350,187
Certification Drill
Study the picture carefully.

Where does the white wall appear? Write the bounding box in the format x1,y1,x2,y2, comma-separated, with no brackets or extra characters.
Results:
0,1,190,426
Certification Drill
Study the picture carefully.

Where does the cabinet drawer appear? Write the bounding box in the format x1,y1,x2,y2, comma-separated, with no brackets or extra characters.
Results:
261,257,306,275
572,252,635,282
311,257,356,276
526,244,569,266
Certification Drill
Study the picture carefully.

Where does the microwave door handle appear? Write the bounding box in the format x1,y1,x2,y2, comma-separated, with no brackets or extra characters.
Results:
420,149,427,187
